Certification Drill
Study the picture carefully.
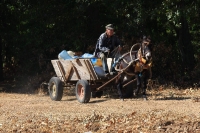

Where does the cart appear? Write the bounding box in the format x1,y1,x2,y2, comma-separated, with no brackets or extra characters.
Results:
48,57,136,103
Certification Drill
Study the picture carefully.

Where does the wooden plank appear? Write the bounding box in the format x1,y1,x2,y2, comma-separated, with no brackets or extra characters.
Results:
52,59,99,81
123,78,136,87
86,59,99,80
65,61,73,81
87,59,99,80
59,60,78,81
56,61,67,82
51,60,62,77
59,59,90,80
72,63,81,80
84,59,95,81
96,72,122,91
51,60,63,81
71,59,91,80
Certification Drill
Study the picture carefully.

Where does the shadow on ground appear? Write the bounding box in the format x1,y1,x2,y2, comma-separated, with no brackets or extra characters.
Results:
0,81,47,94
89,99,108,103
155,96,191,100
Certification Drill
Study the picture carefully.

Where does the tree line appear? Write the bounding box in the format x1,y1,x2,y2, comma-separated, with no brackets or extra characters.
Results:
1,0,200,86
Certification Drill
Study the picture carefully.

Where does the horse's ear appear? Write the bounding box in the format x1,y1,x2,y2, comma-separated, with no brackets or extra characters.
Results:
142,35,151,41
147,35,151,40
143,35,147,40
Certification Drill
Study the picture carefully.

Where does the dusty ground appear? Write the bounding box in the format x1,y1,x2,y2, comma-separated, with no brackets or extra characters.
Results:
0,85,200,133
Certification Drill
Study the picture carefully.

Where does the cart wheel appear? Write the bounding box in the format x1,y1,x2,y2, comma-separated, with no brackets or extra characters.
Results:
75,80,91,103
92,91,103,98
48,77,63,101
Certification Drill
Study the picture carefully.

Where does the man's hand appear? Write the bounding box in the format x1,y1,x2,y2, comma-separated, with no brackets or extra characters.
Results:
118,46,122,51
105,49,110,53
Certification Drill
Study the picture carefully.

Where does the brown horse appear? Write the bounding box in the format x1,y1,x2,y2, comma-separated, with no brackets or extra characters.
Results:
114,43,152,100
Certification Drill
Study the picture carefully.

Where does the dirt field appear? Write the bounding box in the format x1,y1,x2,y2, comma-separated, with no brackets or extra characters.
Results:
0,87,200,133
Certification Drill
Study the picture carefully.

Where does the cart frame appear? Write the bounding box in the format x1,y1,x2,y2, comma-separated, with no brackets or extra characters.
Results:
48,58,136,103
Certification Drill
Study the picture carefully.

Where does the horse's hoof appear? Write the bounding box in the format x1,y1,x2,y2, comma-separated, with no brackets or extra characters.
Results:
133,92,138,97
119,97,124,101
143,95,148,101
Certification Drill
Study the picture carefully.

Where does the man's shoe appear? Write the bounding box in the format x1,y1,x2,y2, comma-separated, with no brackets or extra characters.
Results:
110,70,118,75
105,72,110,77
109,72,114,75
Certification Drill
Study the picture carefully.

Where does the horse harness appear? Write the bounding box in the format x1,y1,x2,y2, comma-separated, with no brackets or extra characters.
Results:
114,44,152,76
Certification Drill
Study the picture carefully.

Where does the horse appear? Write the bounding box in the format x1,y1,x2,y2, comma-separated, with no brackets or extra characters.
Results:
113,43,152,100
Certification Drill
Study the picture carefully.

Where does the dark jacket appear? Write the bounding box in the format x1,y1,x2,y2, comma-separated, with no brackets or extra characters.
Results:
94,32,121,57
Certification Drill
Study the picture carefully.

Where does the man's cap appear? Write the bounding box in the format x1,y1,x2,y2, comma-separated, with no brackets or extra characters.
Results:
105,24,114,30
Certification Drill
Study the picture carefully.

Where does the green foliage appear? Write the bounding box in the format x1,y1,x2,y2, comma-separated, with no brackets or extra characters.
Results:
0,0,200,85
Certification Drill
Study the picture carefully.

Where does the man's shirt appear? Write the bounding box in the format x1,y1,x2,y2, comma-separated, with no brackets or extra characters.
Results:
96,33,121,53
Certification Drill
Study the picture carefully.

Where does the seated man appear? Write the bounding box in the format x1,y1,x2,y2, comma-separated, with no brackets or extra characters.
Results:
94,24,122,75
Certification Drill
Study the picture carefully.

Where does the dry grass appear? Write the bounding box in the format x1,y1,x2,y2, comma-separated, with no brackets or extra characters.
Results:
0,88,200,133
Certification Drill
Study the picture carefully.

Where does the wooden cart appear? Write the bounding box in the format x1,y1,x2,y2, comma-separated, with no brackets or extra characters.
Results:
48,58,136,103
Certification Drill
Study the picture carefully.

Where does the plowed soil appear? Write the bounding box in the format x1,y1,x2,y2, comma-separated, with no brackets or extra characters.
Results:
0,87,200,133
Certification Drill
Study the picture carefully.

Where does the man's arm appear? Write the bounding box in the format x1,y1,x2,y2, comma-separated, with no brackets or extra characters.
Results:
98,34,110,52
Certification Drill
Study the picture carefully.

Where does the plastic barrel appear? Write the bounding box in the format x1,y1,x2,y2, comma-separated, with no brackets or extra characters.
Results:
90,58,102,67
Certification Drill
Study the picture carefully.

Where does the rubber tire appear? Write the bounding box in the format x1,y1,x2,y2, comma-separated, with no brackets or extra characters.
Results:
48,77,63,101
75,80,91,103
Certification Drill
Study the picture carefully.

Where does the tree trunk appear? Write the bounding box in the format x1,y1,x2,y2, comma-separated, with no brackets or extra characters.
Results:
178,15,195,74
0,36,3,81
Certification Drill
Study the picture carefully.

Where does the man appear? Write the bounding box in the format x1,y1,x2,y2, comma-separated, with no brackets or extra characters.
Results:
94,24,122,74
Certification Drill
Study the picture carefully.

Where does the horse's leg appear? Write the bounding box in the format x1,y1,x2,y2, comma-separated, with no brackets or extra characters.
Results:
117,81,123,100
134,72,141,96
141,69,148,100
116,74,124,100
123,75,135,98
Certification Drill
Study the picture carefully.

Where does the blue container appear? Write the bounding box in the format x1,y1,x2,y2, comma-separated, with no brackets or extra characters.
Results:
58,50,73,60
90,58,97,64
90,58,102,66
81,53,95,58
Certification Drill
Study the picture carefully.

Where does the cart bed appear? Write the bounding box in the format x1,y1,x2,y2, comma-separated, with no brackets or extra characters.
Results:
51,59,101,82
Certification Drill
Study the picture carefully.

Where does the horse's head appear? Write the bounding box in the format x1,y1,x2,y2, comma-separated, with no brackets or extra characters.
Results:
141,35,152,62
139,43,152,63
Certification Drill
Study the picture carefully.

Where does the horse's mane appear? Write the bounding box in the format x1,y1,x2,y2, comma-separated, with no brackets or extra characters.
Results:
121,43,140,58
131,43,141,51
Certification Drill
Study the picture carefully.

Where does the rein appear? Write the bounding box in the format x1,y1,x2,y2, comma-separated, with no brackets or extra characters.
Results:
114,51,137,76
110,46,120,58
